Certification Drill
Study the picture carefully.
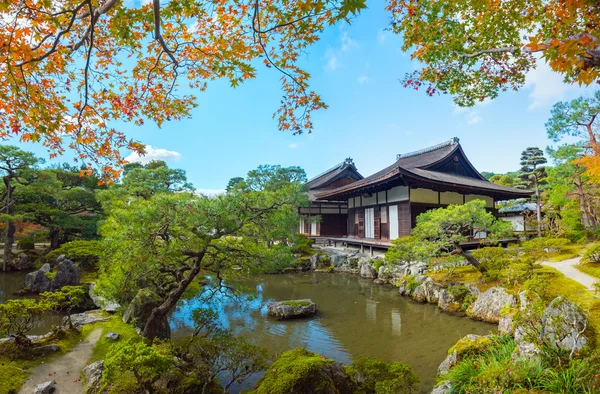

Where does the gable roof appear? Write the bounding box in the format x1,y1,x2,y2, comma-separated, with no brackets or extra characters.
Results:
306,158,363,190
315,138,532,200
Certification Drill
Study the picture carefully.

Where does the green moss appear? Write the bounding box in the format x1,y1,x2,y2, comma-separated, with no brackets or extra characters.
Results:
251,348,336,394
45,270,56,280
281,301,312,307
86,314,141,363
403,275,421,294
448,335,493,356
371,260,384,274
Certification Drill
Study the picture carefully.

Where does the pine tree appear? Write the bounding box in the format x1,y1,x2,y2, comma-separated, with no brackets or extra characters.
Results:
517,147,548,237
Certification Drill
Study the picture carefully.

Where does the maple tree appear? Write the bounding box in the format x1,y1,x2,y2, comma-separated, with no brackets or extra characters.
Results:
0,0,366,182
386,0,600,106
547,90,600,180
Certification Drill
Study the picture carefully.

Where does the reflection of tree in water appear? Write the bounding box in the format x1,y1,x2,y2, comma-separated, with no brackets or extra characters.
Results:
171,272,494,392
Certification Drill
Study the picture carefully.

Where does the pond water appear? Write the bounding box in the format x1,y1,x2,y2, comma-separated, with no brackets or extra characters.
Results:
0,271,63,334
0,270,495,393
171,272,496,393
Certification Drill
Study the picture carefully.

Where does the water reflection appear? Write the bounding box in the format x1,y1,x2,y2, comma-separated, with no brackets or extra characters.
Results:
171,272,495,393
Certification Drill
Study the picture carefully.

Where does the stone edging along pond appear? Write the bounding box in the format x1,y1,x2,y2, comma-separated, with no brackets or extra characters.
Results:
304,246,592,394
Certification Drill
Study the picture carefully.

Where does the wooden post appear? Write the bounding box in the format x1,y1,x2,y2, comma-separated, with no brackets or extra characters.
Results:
369,246,373,256
360,243,364,253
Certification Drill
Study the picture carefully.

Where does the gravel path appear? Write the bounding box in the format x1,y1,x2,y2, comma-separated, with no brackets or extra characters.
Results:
542,257,598,290
19,328,102,394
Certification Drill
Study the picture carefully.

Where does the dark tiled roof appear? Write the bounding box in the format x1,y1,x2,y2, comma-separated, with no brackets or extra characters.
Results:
315,138,532,199
306,159,362,190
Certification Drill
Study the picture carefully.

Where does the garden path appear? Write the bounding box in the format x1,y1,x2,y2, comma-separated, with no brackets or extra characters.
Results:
19,328,102,394
542,257,597,291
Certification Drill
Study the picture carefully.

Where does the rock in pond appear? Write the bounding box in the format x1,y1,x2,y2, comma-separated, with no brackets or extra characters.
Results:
24,263,52,293
51,258,80,290
14,253,33,270
431,381,452,394
267,299,317,319
359,262,377,278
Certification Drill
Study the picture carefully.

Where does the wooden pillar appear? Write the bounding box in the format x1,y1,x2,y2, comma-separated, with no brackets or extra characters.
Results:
369,245,373,256
360,243,364,253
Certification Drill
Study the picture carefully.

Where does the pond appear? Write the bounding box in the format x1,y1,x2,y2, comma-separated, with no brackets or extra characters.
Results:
0,271,63,334
1,270,495,393
171,272,495,393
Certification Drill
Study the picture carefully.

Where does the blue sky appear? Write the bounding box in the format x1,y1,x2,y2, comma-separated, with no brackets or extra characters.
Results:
12,0,595,193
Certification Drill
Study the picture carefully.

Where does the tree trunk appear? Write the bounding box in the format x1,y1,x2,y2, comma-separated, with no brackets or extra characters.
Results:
49,227,61,250
586,122,599,156
3,179,14,272
534,177,542,237
574,178,592,230
456,247,484,270
142,255,204,341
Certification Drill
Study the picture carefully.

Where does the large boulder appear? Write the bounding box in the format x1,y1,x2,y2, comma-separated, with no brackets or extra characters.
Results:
467,287,516,323
14,253,33,270
267,299,317,320
437,351,457,377
122,289,171,339
413,279,443,304
431,381,452,394
67,310,110,328
541,297,588,353
359,262,377,278
51,258,80,290
83,360,104,394
89,283,121,313
24,263,52,293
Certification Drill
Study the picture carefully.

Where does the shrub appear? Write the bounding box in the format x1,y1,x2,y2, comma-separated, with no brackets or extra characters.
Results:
104,339,172,392
583,243,600,264
45,240,103,269
0,299,50,346
447,285,471,305
40,286,87,329
291,234,315,256
521,237,571,255
471,247,517,273
385,236,434,265
371,260,384,274
403,275,421,294
16,236,35,250
346,358,419,394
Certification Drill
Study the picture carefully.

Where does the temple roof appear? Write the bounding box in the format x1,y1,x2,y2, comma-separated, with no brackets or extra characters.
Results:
315,138,532,201
306,158,363,190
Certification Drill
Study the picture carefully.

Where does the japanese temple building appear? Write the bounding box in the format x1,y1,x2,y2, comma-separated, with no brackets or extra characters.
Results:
303,138,531,245
298,158,363,237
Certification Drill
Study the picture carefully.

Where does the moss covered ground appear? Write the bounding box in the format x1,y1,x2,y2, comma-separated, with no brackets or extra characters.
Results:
282,300,312,307
576,261,600,280
427,263,600,349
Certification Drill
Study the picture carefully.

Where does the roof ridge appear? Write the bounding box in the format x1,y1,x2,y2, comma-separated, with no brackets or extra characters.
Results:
396,137,459,160
306,160,345,183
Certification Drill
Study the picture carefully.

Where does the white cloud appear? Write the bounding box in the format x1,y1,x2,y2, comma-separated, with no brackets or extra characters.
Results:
195,189,225,197
357,75,369,85
466,111,481,125
376,29,386,45
340,30,357,52
288,143,298,149
325,48,339,71
524,59,590,110
125,145,182,165
324,27,357,72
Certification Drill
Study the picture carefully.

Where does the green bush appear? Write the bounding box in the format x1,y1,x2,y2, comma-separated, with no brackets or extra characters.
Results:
291,234,315,256
16,236,35,250
45,240,103,269
521,237,571,255
346,358,418,394
104,339,172,392
403,275,421,294
0,299,50,346
371,260,384,274
471,247,517,273
583,243,600,264
385,236,434,265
